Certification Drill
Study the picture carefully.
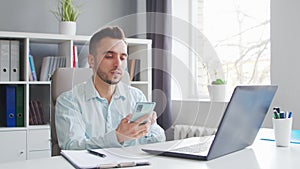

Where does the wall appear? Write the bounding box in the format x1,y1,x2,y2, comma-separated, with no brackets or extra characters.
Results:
270,0,300,129
0,0,138,36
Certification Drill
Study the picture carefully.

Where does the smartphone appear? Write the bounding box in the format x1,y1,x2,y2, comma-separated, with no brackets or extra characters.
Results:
130,102,156,124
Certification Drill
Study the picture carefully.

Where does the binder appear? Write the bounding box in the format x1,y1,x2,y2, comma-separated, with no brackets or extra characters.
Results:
0,40,10,81
10,40,20,81
6,85,16,127
16,85,24,127
0,86,6,127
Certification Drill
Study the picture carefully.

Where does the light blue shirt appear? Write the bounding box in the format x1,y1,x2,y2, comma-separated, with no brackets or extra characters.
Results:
55,77,166,150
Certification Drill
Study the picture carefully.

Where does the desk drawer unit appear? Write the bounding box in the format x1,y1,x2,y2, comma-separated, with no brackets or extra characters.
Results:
27,128,51,159
0,130,26,163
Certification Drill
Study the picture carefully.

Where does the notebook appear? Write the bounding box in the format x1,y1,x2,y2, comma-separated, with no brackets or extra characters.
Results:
142,85,278,160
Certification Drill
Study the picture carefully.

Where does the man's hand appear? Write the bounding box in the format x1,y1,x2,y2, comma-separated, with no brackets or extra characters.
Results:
116,114,151,143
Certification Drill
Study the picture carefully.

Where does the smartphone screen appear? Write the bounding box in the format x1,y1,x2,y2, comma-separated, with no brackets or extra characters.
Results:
130,102,156,123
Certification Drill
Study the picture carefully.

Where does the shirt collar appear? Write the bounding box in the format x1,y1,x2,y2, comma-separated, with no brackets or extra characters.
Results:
85,77,127,101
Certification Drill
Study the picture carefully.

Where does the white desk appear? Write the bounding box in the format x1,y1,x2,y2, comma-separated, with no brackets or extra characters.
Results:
0,128,299,169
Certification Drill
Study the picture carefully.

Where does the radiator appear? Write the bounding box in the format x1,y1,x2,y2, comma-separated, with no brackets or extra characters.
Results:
174,125,217,140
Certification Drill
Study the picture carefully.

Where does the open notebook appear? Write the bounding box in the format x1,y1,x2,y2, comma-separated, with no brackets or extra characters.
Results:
61,149,150,169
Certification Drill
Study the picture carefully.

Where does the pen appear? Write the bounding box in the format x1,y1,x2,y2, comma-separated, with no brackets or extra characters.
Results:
279,112,286,119
273,111,279,119
288,112,293,118
87,149,106,158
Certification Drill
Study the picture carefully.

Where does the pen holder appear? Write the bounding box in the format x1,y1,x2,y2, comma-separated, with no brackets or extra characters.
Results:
272,117,293,147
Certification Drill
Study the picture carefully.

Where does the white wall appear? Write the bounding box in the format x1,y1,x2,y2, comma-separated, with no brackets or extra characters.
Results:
0,0,138,36
269,0,300,129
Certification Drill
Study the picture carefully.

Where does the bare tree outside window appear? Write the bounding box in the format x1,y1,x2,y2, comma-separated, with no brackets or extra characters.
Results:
196,0,270,97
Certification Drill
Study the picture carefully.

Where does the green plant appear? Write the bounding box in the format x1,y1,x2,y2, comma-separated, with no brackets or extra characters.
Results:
52,0,81,22
211,69,226,85
211,78,226,85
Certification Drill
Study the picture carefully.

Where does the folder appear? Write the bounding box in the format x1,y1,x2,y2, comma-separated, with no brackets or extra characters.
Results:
61,149,150,169
6,85,16,127
0,40,10,81
16,85,24,127
0,86,6,127
10,40,20,81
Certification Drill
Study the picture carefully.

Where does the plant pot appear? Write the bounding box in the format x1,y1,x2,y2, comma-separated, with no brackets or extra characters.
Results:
207,84,227,101
59,21,76,35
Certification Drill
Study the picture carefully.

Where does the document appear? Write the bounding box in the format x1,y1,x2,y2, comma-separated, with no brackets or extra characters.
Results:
61,149,150,169
260,129,300,144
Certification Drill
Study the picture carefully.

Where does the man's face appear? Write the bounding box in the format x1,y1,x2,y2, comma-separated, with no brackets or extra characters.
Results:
92,37,128,85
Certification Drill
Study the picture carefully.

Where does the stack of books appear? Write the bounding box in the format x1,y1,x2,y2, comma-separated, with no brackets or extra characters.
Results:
29,100,45,125
39,56,66,81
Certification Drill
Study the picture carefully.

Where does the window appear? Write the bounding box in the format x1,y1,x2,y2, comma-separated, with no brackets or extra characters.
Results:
171,0,270,100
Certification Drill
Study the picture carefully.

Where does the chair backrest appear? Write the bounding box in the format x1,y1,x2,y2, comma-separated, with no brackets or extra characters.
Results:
51,67,130,156
51,68,93,156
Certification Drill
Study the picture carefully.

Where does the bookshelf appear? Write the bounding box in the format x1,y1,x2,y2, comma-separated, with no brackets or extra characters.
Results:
0,31,152,163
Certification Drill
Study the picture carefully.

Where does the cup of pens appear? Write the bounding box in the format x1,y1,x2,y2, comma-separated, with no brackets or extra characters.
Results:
272,107,293,147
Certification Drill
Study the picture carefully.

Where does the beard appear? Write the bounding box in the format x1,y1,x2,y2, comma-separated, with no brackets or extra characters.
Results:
96,68,122,85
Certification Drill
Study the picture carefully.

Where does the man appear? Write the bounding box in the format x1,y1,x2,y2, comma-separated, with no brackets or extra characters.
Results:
55,26,166,150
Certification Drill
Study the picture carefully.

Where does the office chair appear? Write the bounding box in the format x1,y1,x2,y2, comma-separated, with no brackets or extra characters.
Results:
51,68,93,156
51,67,130,156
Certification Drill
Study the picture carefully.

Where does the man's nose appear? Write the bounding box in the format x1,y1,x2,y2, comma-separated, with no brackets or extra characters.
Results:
113,56,122,66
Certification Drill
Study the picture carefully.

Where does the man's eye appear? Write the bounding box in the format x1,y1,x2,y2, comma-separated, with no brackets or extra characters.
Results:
120,55,128,60
105,53,113,58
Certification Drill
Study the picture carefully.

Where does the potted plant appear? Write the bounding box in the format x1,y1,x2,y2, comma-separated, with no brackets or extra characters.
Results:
207,70,227,101
52,0,81,35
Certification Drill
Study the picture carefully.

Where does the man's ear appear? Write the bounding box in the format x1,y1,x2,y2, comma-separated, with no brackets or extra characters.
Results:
88,54,94,68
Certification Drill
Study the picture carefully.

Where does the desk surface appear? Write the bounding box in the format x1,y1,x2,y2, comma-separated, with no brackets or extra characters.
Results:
1,128,299,169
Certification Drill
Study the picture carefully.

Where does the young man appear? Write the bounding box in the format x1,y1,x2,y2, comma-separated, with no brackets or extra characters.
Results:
55,26,166,150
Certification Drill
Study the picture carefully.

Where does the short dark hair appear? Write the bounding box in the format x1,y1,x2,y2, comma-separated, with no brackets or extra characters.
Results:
89,26,126,56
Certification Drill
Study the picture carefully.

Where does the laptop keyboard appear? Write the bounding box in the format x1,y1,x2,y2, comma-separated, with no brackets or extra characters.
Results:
172,140,211,153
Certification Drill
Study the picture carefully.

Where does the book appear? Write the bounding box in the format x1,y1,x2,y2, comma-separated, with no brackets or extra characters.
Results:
260,130,300,144
29,100,38,125
61,149,150,169
28,53,37,81
128,59,141,81
33,100,44,125
39,56,52,81
133,59,141,81
128,59,136,81
72,45,78,68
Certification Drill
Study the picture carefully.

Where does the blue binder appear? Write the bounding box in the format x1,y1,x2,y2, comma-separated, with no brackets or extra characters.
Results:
6,85,16,127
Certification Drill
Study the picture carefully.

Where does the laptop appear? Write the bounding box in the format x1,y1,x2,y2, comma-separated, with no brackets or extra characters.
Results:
142,85,278,160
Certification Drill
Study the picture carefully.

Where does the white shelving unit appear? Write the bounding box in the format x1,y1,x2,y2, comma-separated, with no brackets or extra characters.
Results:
0,31,152,163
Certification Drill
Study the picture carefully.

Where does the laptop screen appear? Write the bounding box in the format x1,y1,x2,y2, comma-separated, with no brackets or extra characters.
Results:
207,85,278,160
